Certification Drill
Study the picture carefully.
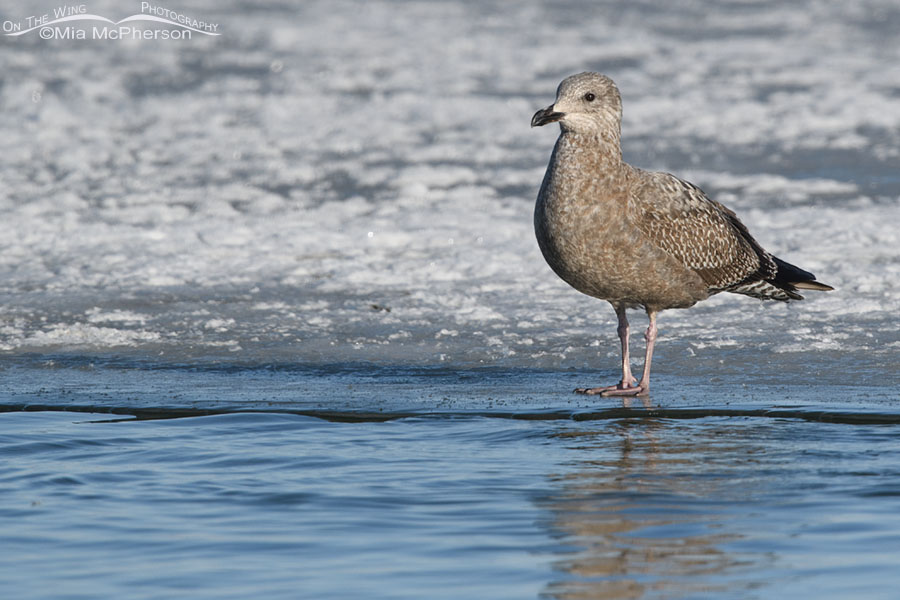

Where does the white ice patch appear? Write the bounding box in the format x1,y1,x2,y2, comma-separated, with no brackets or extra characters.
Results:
12,324,160,349
86,308,149,325
677,171,859,204
204,318,236,332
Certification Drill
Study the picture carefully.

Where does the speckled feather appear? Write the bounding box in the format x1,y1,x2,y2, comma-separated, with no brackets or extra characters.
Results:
633,172,785,298
533,72,831,312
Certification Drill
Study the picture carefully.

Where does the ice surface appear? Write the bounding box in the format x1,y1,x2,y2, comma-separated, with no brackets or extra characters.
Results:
0,0,897,388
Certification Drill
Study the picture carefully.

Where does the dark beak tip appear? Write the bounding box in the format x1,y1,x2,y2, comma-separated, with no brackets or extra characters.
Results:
531,107,564,128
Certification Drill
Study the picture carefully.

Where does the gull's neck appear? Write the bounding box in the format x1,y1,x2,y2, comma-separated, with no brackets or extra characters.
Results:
557,127,624,169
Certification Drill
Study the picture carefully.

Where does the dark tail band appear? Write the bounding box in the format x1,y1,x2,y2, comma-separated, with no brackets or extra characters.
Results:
772,256,834,293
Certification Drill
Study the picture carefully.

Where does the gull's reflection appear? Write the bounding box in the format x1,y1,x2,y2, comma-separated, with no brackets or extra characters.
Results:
543,414,768,599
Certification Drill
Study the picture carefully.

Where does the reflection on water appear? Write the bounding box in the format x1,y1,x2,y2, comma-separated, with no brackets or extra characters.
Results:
543,413,775,599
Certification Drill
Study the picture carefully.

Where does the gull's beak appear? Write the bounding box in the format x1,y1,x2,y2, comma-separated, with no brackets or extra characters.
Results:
531,105,564,127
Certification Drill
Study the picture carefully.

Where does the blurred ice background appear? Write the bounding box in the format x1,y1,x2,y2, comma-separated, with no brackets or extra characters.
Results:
0,0,898,388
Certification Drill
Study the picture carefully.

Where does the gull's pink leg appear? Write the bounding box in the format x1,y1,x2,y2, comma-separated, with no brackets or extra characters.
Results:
600,310,657,397
575,305,639,395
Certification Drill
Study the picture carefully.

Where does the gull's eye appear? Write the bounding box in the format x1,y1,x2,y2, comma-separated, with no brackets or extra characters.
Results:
584,92,596,102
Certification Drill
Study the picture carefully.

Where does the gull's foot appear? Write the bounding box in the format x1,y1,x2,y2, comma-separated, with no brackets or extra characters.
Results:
597,384,648,397
574,379,643,396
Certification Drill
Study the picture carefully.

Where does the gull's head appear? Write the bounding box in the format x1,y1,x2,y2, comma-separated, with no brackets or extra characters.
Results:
531,72,622,135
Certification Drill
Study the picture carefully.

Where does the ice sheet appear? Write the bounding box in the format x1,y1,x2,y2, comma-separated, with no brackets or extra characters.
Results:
0,0,897,386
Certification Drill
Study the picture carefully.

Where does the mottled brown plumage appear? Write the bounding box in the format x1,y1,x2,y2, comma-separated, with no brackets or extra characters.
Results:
532,72,833,396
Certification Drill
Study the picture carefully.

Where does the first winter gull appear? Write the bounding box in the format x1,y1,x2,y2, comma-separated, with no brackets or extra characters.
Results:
531,72,833,396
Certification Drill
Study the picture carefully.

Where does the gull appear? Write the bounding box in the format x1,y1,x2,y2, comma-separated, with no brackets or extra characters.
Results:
531,72,833,396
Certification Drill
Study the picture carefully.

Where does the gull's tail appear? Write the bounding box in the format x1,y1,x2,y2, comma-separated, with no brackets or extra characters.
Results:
772,256,834,296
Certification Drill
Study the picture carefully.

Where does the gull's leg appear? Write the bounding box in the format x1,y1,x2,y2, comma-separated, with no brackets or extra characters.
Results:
575,305,639,395
615,305,638,388
636,310,657,391
588,309,657,397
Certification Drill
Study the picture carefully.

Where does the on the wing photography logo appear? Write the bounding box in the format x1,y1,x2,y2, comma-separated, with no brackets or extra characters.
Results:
3,3,220,40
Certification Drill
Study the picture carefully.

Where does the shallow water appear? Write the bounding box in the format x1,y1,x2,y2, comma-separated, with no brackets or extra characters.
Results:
3,408,900,600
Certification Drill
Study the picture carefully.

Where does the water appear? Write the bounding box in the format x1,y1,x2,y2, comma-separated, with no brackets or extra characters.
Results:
1,0,899,597
2,409,900,599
